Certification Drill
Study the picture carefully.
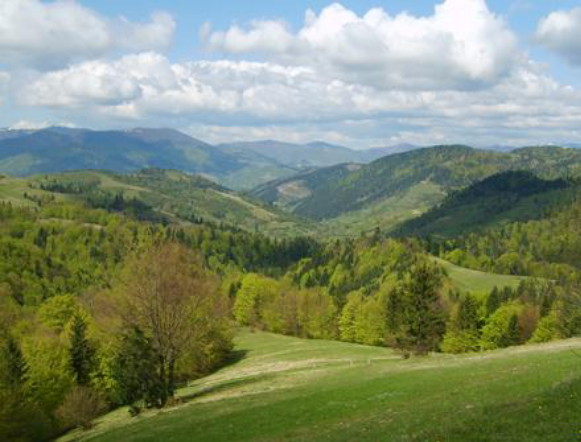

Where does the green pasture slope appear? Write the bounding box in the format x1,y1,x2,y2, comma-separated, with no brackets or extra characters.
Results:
64,331,581,442
435,257,527,294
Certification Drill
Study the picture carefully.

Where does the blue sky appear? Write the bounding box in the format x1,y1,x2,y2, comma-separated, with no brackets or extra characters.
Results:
1,0,581,148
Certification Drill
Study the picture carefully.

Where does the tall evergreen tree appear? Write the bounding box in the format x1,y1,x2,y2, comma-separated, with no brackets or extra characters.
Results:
69,315,95,386
400,262,446,354
0,335,28,389
114,326,163,411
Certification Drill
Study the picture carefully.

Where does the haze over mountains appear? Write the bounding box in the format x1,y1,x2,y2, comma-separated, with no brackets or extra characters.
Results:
0,126,412,190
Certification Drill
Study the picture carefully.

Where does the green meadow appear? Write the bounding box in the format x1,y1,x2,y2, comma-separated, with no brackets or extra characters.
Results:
63,331,581,442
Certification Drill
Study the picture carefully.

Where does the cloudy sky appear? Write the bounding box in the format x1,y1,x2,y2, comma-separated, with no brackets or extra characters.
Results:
1,0,581,148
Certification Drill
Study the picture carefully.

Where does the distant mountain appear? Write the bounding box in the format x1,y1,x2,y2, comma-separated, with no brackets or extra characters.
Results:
251,145,581,235
361,143,422,159
0,127,403,191
217,140,368,168
0,126,238,174
0,127,305,190
395,171,574,238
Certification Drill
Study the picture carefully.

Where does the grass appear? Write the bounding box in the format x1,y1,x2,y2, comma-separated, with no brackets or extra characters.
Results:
63,331,581,442
435,257,527,294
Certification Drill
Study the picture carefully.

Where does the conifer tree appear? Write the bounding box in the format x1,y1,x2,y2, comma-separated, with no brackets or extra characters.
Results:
114,326,163,411
69,315,95,386
1,335,28,388
399,262,446,354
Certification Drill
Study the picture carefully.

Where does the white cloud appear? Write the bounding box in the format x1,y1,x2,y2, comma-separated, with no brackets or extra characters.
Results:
205,0,519,90
8,120,76,130
0,0,175,69
5,1,581,147
536,7,581,65
19,49,581,147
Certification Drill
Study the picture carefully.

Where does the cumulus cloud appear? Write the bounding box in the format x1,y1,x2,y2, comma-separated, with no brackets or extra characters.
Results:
0,0,175,69
5,1,581,147
18,48,581,147
205,0,519,90
536,7,581,65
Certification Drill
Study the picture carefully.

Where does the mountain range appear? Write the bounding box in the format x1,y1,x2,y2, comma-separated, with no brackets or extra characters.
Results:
0,127,412,190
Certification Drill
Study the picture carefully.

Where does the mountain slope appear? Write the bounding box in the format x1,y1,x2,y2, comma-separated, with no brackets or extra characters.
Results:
251,145,581,234
0,169,317,236
396,171,574,238
0,127,242,176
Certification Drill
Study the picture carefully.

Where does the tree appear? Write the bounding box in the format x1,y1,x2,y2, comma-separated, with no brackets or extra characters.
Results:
441,295,481,353
480,303,523,350
397,262,446,355
113,326,162,411
117,242,228,404
69,314,95,386
0,335,28,389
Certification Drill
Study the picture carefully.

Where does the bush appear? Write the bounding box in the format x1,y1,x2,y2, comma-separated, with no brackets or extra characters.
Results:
56,386,105,431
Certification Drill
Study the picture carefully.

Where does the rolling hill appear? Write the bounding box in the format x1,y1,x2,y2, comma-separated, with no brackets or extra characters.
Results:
60,330,581,442
251,145,581,236
0,169,317,237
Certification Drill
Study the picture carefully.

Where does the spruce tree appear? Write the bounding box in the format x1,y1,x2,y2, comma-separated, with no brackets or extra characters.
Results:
114,326,163,411
1,335,28,388
401,262,446,355
69,315,94,386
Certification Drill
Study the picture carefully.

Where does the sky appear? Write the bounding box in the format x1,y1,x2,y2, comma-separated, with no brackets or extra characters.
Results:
1,0,581,148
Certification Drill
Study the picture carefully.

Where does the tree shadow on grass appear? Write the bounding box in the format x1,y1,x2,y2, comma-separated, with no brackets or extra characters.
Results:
180,372,277,403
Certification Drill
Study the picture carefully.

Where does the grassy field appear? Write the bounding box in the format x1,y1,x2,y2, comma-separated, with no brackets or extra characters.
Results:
63,331,581,442
435,257,527,294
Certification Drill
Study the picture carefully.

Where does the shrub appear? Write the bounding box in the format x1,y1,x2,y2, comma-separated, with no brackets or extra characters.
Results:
56,386,105,430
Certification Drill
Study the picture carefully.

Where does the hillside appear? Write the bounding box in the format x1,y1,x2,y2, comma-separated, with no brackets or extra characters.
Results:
0,169,317,237
396,171,574,238
251,145,581,235
61,331,581,442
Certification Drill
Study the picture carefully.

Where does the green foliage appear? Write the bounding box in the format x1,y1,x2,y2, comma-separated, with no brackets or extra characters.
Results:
113,327,163,410
442,295,481,353
233,273,279,327
480,303,523,350
0,335,28,389
438,196,581,280
395,262,447,354
38,294,78,331
69,315,95,386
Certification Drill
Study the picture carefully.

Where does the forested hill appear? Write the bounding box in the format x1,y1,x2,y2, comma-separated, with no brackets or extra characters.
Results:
0,169,316,237
395,171,575,238
251,145,581,224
